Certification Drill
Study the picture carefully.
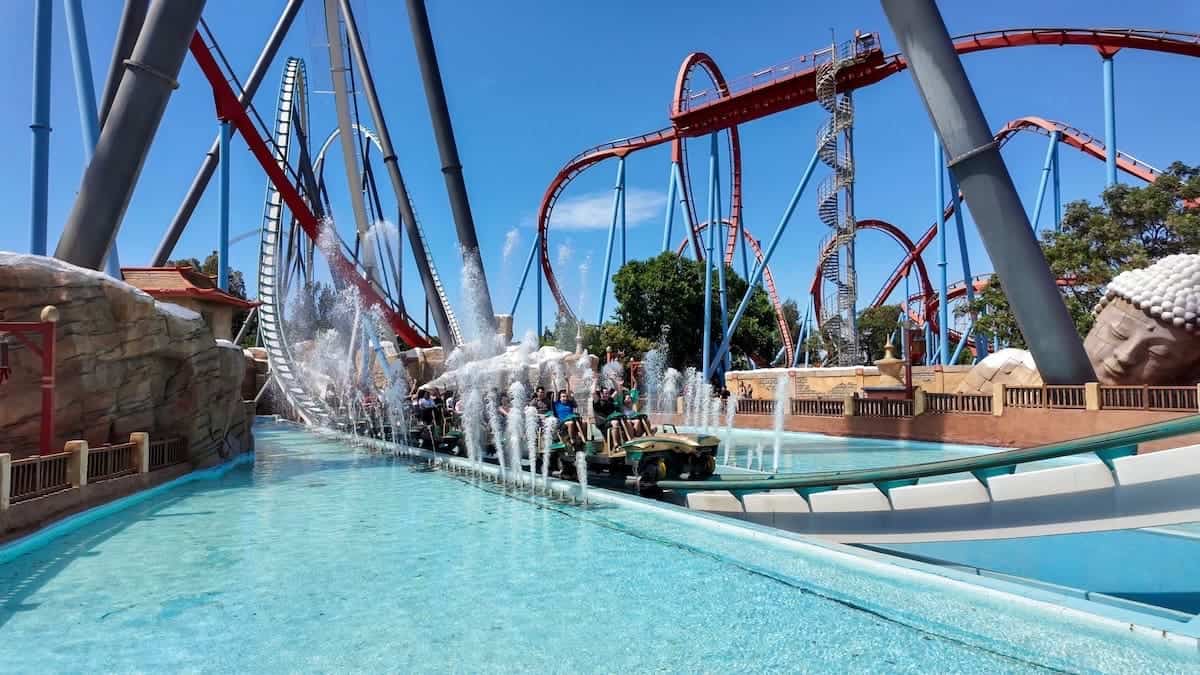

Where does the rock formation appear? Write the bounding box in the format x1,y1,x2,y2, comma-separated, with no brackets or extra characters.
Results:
0,253,247,465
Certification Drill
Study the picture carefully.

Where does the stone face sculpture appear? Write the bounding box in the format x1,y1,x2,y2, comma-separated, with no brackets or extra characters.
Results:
1085,254,1200,385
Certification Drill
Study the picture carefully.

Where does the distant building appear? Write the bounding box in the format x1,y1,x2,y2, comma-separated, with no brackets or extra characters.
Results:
121,266,257,341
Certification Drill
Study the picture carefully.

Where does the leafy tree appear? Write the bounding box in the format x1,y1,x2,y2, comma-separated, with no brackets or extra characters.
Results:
856,304,903,363
610,253,781,370
960,162,1200,346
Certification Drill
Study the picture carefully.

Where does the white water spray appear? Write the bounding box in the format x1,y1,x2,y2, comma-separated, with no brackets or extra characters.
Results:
773,375,789,473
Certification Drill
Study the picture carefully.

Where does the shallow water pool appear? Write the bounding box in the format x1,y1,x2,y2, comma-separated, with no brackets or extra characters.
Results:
0,422,1195,672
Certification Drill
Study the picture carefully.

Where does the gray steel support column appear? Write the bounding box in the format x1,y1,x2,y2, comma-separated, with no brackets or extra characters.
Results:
98,0,149,129
322,0,377,281
337,0,456,347
150,0,302,266
405,0,497,332
880,0,1093,383
55,0,206,270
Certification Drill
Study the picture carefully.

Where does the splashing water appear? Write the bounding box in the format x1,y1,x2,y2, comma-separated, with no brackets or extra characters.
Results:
641,348,665,413
507,381,527,486
773,375,789,473
556,241,573,267
575,450,588,504
600,360,623,390
660,367,680,416
485,389,506,477
502,227,521,262
540,414,557,490
523,405,539,490
722,391,739,465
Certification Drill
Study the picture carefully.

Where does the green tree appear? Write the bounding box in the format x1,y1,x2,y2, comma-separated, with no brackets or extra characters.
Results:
856,304,903,363
610,253,782,370
960,162,1200,346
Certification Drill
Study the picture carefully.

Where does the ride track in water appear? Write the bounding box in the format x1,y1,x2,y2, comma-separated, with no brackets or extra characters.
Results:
532,28,1200,363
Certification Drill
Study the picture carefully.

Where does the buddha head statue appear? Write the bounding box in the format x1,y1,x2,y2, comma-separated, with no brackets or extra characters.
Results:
1084,254,1200,385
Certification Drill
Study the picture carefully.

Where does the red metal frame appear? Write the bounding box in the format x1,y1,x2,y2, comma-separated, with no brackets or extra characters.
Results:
0,320,56,455
187,33,431,349
535,27,1200,348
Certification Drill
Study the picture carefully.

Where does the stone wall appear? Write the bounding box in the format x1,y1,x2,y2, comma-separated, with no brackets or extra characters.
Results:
727,365,973,399
0,253,246,466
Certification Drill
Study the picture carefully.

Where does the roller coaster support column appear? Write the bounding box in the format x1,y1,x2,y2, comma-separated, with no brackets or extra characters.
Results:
98,1,148,128
1102,53,1117,187
597,158,625,325
620,167,628,266
790,300,813,368
701,133,718,378
536,228,543,337
64,0,123,278
710,147,821,377
28,0,52,256
1052,140,1062,231
713,140,729,374
217,121,231,291
56,0,206,271
1031,131,1060,231
339,0,457,347
406,0,497,332
947,171,983,361
881,0,1094,384
661,163,678,253
511,237,539,317
934,134,949,366
152,0,301,266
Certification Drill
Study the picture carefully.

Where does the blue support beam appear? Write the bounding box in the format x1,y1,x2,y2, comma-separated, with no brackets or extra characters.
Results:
714,149,729,374
950,318,975,365
596,157,625,324
701,134,717,378
946,171,983,362
1030,131,1060,232
1052,140,1062,231
536,228,543,339
218,121,231,291
709,147,821,376
619,168,627,266
661,162,677,253
510,236,539,316
791,300,813,368
934,134,949,366
29,0,52,256
1102,54,1117,187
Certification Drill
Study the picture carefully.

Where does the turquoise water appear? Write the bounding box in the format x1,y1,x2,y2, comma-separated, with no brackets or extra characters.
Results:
1,423,1196,672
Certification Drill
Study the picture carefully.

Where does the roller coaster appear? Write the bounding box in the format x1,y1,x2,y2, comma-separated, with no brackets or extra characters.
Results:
530,28,1200,368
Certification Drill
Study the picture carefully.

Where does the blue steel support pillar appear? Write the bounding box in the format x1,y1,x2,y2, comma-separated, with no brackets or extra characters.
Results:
709,147,821,375
509,236,538,316
596,157,625,324
29,0,53,256
536,228,543,339
701,133,717,378
218,121,231,291
790,300,812,368
64,0,122,277
661,162,677,252
714,145,729,374
1102,54,1117,187
619,170,627,266
947,171,983,361
1052,140,1062,231
1030,131,1060,231
934,134,949,366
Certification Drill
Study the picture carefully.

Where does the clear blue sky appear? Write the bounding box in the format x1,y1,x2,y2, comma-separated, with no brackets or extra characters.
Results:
0,0,1197,341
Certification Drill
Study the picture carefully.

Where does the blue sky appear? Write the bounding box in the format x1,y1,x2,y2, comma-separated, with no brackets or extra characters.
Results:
1,0,1197,342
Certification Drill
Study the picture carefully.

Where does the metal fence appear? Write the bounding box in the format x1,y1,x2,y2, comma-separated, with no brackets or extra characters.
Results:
1005,385,1086,409
926,393,993,414
87,442,137,483
149,437,188,471
856,398,914,418
1100,385,1199,412
9,452,71,503
790,398,844,416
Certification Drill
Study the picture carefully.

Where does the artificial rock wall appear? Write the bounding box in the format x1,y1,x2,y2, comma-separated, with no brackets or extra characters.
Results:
0,253,247,465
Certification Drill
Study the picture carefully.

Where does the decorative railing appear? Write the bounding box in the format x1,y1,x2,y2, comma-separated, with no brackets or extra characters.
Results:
856,398,914,418
790,398,844,416
1005,385,1086,409
737,399,776,415
87,442,137,483
9,452,71,503
926,393,993,414
1100,385,1199,412
149,437,188,471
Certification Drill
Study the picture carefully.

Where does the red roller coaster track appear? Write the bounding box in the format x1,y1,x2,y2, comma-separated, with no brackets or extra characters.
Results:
536,27,1200,355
